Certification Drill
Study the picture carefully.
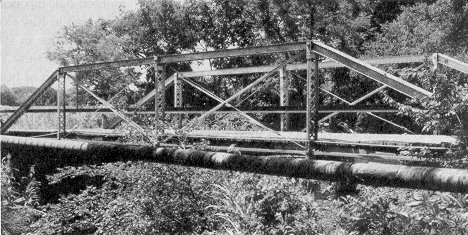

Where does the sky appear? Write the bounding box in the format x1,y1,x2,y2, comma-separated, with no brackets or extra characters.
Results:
1,0,139,88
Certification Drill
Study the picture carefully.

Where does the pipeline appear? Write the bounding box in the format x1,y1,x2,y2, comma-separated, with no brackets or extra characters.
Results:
1,135,468,193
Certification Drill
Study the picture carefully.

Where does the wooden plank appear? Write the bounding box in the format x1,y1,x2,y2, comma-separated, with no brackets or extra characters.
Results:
311,41,432,99
1,70,59,134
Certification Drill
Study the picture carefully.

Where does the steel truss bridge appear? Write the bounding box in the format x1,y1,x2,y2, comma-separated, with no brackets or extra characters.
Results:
1,41,468,192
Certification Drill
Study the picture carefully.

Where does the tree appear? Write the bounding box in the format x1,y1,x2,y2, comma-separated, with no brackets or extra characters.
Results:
1,85,19,106
47,0,457,133
11,86,57,106
364,0,468,156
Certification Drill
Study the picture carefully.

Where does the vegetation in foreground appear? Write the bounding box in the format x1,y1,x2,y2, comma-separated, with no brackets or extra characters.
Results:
2,157,468,235
2,0,468,234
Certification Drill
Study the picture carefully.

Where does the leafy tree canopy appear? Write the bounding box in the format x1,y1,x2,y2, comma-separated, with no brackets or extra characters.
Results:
45,0,467,138
1,85,19,106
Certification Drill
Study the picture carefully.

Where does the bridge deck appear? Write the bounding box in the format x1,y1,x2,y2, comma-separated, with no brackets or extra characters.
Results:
6,129,457,147
185,130,457,146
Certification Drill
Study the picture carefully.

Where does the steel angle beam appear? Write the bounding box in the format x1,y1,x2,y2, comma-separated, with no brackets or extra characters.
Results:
66,75,149,140
0,105,399,114
1,70,59,134
178,76,306,149
311,41,432,99
178,55,425,78
60,58,160,73
130,74,176,108
319,85,387,123
185,53,304,129
60,42,306,72
433,53,468,74
158,42,306,63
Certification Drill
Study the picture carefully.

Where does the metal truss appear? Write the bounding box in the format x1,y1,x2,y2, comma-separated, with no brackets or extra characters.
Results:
317,84,415,134
311,41,431,99
2,40,433,148
279,67,290,131
154,58,166,126
64,84,130,136
183,53,304,130
65,74,154,144
178,75,305,149
432,53,468,74
318,85,388,123
306,42,320,157
173,72,183,128
1,70,59,134
56,72,67,139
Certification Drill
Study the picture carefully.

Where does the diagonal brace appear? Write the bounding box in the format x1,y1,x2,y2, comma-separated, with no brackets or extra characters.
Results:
311,41,432,99
319,85,387,123
311,84,413,133
185,53,303,129
66,75,151,141
179,76,305,149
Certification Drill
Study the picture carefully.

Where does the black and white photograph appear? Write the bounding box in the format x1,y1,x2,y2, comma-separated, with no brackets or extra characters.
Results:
1,0,467,234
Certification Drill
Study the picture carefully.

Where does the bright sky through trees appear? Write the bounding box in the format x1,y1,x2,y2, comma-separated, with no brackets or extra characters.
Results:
0,0,138,87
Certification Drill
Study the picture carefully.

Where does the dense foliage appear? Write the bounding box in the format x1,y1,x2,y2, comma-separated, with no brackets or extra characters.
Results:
0,85,57,106
2,156,468,234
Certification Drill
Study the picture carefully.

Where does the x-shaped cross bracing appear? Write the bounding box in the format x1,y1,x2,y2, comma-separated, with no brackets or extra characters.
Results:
177,75,306,149
65,74,157,144
289,71,415,134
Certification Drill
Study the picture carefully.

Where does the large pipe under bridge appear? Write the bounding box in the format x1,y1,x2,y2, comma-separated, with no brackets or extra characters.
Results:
1,135,467,193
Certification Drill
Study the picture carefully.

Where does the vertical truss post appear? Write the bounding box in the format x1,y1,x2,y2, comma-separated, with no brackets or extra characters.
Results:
314,53,320,140
75,83,79,109
279,66,289,131
56,72,66,139
174,72,183,128
154,57,166,132
432,53,439,71
306,42,319,158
